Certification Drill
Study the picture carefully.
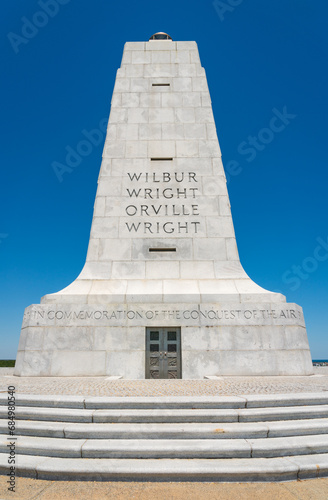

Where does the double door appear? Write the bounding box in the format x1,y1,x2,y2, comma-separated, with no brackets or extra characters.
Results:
146,327,181,379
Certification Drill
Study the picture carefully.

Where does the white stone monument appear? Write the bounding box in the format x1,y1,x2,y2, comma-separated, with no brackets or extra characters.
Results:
15,33,313,378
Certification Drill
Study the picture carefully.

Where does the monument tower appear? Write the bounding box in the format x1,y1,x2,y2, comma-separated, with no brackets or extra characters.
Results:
15,33,313,378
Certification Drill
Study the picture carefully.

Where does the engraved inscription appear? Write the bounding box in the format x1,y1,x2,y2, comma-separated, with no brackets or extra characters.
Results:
24,307,304,323
124,170,201,235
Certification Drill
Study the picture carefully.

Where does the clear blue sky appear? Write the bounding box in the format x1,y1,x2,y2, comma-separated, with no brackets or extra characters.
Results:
1,0,327,359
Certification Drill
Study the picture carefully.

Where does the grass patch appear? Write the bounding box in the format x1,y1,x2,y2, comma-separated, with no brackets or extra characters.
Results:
0,360,15,367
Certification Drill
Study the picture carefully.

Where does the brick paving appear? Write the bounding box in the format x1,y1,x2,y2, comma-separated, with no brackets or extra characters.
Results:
1,367,328,397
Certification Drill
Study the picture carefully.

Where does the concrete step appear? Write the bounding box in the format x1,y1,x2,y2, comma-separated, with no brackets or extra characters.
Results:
1,452,328,481
1,392,328,410
1,404,328,424
1,392,328,481
2,418,328,440
1,434,328,459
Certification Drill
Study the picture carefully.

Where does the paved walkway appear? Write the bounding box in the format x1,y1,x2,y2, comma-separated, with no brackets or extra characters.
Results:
1,476,328,500
1,367,328,397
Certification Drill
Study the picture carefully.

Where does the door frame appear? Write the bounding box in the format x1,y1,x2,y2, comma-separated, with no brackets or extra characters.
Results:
145,327,182,379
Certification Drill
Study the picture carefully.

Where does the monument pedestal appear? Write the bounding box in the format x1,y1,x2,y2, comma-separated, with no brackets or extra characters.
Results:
16,297,312,377
14,35,313,378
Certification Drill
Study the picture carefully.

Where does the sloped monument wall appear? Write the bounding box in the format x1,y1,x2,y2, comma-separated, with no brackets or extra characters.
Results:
14,36,313,378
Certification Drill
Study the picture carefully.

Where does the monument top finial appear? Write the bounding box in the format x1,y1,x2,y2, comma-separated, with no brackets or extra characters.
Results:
149,32,173,41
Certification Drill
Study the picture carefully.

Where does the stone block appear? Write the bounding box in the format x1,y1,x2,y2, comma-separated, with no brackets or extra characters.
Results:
212,157,225,175
177,41,197,50
99,159,112,176
124,42,146,51
110,93,121,107
175,108,196,123
146,41,177,51
127,108,149,124
149,108,175,123
172,78,192,92
193,238,227,261
144,64,178,78
90,217,119,239
125,140,148,158
214,261,248,279
199,140,221,157
131,51,151,64
50,351,106,376
180,261,215,279
201,93,212,107
88,280,127,303
139,123,162,140
284,326,310,349
130,78,150,92
148,140,175,158
106,350,145,378
218,196,231,216
170,51,191,64
124,64,145,78
116,124,139,141
43,327,93,351
108,108,128,124
94,326,144,351
178,64,197,77
192,77,209,92
163,280,201,303
190,50,201,64
202,176,227,195
151,51,171,64
146,261,180,279
198,280,239,301
182,350,220,379
226,238,240,261
78,262,111,280
121,92,140,108
97,179,123,197
114,78,130,93
121,50,131,65
161,123,185,140
112,262,146,279
161,93,183,108
195,107,215,123
18,328,44,351
139,93,161,108
126,280,163,302
206,217,235,238
103,140,125,158
183,92,201,107
184,124,207,139
15,350,52,377
98,239,131,261
93,197,106,217
176,141,199,157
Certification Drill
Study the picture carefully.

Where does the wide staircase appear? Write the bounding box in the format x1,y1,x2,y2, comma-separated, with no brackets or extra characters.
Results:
1,393,328,481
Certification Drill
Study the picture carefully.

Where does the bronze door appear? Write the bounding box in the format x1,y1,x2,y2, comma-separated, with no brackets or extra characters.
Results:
146,328,181,379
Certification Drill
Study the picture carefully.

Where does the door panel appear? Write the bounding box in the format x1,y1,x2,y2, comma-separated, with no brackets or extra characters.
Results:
146,328,181,379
